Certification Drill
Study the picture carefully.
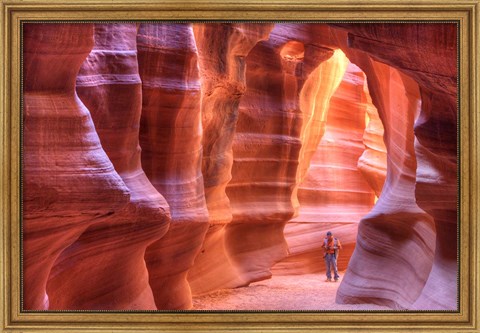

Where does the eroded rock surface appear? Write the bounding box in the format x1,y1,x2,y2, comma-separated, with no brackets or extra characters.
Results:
137,23,210,309
23,22,458,311
330,23,457,310
273,62,379,276
47,23,170,310
188,23,274,294
225,24,346,286
23,23,130,310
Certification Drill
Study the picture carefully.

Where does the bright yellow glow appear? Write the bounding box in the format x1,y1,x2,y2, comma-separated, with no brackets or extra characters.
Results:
280,40,305,61
319,49,350,123
292,48,349,204
296,49,349,183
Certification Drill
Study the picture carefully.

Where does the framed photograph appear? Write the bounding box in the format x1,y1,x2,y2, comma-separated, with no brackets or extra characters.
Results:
1,0,478,332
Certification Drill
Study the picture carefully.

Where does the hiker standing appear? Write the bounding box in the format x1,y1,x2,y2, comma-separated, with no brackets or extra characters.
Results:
323,231,342,282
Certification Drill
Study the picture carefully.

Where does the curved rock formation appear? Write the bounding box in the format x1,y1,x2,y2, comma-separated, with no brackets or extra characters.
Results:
332,23,457,98
330,23,457,310
46,23,171,310
137,23,209,309
273,62,379,275
357,76,387,197
22,23,130,310
193,23,274,225
411,90,457,310
224,24,347,285
22,22,458,311
342,63,435,310
188,23,274,295
329,28,435,309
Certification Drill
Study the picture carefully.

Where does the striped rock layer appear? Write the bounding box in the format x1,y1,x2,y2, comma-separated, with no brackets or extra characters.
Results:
22,23,457,310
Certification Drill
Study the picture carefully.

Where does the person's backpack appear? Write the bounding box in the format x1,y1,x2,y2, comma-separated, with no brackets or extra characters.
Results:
324,237,340,259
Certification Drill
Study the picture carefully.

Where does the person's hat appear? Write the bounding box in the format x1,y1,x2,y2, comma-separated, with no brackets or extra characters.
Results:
326,231,332,236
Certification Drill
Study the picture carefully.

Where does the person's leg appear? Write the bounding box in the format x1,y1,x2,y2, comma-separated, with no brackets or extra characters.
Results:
332,255,340,281
325,255,332,281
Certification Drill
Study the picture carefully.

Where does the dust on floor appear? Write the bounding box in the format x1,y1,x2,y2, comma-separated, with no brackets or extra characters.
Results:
192,272,392,311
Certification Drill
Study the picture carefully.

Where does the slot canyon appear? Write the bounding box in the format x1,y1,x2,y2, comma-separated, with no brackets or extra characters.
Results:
22,22,457,311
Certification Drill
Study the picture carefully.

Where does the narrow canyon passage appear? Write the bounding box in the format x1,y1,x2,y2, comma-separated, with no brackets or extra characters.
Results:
22,22,457,311
192,273,390,311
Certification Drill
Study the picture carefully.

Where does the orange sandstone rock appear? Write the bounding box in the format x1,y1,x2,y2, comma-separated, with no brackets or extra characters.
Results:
188,23,274,295
23,23,130,310
224,24,344,285
331,23,457,310
21,23,457,311
137,23,209,309
47,23,170,310
411,90,458,310
274,62,379,276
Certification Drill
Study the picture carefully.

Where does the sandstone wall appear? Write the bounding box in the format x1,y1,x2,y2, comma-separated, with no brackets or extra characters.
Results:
188,23,274,294
23,23,131,310
224,24,348,286
22,23,458,311
136,23,210,309
330,24,456,310
273,62,380,276
46,23,171,310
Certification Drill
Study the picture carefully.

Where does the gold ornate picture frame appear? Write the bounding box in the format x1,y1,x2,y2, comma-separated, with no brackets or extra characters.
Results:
1,0,479,332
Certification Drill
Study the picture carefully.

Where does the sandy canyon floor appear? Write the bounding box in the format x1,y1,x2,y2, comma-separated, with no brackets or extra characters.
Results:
192,272,392,311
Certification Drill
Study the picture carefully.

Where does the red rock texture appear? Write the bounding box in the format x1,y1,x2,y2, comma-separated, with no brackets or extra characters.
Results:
22,23,131,310
410,90,457,310
193,23,274,225
273,62,380,275
357,73,387,197
188,23,274,295
332,23,457,98
136,23,209,309
340,59,436,310
46,24,170,310
224,24,344,287
22,22,457,311
330,24,457,308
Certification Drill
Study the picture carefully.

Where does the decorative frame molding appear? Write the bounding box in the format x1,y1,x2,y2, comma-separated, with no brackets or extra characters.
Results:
1,1,478,332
